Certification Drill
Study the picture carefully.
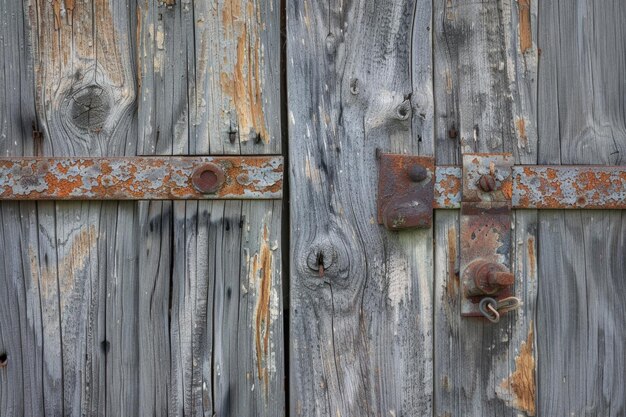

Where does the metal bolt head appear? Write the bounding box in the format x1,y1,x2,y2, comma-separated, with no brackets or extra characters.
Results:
407,164,428,182
478,174,497,192
192,163,225,194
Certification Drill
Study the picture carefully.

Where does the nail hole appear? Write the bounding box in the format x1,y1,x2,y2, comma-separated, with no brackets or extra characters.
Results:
100,340,110,355
317,252,325,277
349,78,359,95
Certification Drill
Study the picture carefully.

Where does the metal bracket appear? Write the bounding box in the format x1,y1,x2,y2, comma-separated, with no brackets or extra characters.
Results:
460,153,515,317
377,153,435,230
0,156,283,200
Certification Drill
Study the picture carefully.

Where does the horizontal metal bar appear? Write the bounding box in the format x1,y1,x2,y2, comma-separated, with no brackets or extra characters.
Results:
435,165,625,209
0,157,283,200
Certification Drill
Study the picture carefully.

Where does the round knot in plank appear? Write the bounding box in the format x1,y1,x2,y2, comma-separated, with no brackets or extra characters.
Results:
69,85,111,133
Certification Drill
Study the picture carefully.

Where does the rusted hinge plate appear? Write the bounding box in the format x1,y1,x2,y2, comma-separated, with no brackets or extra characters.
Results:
0,156,283,200
377,153,435,230
460,153,514,317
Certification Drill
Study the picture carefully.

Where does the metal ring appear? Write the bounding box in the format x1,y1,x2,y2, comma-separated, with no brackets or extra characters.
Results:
479,297,500,323
496,296,522,314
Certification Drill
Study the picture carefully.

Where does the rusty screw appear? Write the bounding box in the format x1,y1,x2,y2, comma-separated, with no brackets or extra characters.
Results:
407,164,428,182
192,163,225,194
478,174,497,192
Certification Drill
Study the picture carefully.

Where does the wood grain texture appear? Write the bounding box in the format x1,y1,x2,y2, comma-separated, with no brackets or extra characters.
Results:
287,0,434,415
432,0,539,415
137,0,281,155
1,0,284,416
537,211,626,416
537,0,626,166
0,0,43,415
135,0,284,414
29,0,139,414
536,1,626,415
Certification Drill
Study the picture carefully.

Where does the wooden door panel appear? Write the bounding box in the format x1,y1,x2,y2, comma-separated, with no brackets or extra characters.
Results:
0,0,284,416
431,0,539,416
536,1,626,415
287,0,434,415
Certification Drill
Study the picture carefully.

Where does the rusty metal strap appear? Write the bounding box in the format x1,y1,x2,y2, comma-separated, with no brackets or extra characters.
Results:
0,157,283,200
435,165,626,209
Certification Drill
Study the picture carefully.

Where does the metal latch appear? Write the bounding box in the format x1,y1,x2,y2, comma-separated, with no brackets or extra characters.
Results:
459,153,519,320
377,153,435,230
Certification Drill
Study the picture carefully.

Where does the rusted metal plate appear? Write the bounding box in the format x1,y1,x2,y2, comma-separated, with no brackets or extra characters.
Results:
462,153,514,203
377,154,435,230
434,166,462,209
512,165,626,209
0,157,283,200
460,154,514,317
435,165,626,209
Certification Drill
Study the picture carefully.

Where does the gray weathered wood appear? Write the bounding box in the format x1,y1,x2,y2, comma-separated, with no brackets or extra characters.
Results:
0,1,44,415
432,0,539,415
287,0,434,415
136,0,284,415
537,211,626,416
536,1,626,415
1,0,284,416
30,0,139,414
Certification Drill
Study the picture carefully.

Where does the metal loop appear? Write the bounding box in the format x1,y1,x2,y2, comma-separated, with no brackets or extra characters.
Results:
496,296,522,314
479,297,500,323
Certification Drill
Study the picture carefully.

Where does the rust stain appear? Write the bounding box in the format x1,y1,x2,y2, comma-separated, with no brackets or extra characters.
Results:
220,0,268,143
516,118,528,149
446,227,458,297
501,324,536,415
59,225,97,300
527,237,535,279
253,224,273,393
519,0,532,53
29,226,97,305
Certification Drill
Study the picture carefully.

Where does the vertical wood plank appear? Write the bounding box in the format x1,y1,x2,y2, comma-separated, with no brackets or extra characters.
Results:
536,1,626,415
137,0,281,155
288,0,434,415
432,0,539,415
0,0,43,415
28,0,139,414
136,0,284,414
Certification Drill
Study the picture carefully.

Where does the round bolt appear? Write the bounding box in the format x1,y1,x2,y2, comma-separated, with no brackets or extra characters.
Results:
478,174,497,192
472,261,513,295
192,163,225,194
407,165,428,182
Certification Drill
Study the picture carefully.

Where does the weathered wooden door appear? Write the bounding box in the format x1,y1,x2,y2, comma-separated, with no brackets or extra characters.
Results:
287,0,625,416
2,0,626,416
0,0,284,416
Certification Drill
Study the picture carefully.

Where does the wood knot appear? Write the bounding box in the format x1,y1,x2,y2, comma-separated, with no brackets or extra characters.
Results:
349,78,359,95
69,85,111,133
395,99,412,121
325,33,337,55
306,245,335,277
0,352,7,368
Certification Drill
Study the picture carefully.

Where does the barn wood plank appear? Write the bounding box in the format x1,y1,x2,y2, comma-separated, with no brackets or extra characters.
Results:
536,1,626,414
137,0,281,155
0,0,45,415
432,0,539,415
288,0,434,415
27,0,139,414
136,0,284,415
